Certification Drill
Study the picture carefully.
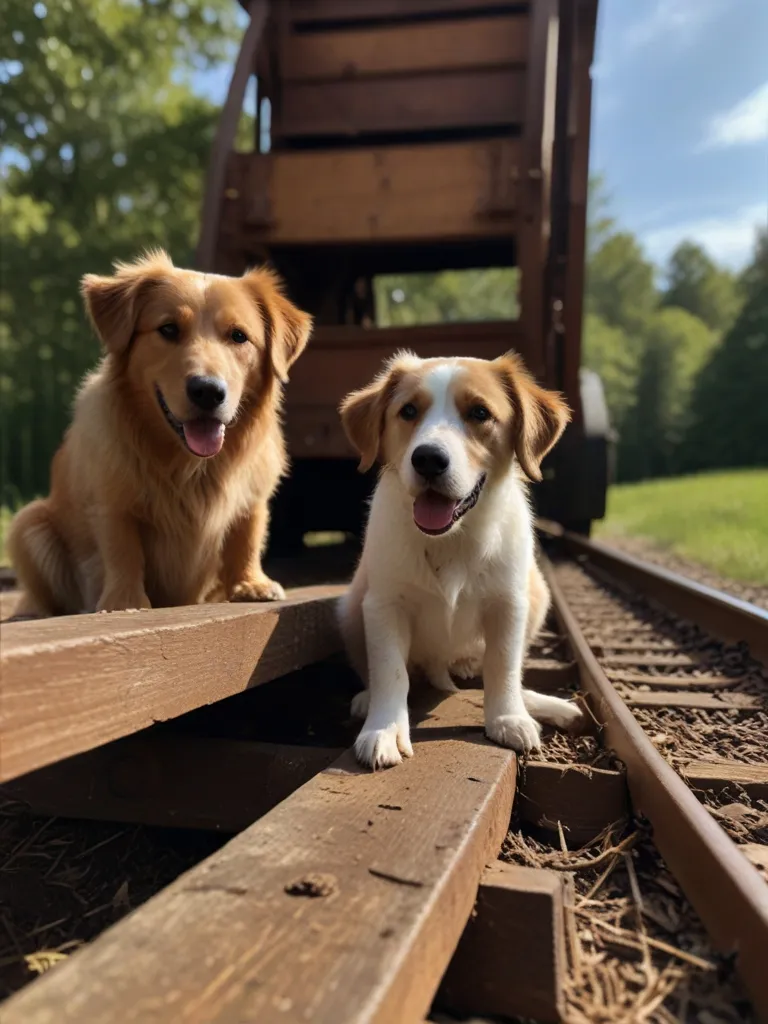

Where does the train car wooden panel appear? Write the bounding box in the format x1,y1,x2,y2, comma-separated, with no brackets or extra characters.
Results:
199,0,608,546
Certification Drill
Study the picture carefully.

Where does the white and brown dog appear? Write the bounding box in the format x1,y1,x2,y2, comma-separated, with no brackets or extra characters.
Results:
338,350,583,770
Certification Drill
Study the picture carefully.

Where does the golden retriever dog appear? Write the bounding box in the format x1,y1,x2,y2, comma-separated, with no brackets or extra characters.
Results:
8,249,312,617
337,351,584,769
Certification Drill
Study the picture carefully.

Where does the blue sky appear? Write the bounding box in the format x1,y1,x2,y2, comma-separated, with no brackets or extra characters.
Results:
591,0,767,270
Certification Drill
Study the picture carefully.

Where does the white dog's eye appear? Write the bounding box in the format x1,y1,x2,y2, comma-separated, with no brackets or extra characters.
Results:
467,404,491,422
230,328,248,344
399,402,418,421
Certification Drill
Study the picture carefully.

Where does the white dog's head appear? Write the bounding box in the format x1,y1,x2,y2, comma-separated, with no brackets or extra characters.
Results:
339,351,570,537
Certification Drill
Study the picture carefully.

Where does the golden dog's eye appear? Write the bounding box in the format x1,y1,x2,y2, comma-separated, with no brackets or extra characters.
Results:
399,402,418,421
158,323,180,341
468,404,491,423
230,328,248,344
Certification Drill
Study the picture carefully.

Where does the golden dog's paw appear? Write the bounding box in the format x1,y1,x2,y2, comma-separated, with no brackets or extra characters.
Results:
96,589,151,613
229,578,286,603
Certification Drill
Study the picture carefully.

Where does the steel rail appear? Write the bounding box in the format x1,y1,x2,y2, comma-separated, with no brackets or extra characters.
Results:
543,558,768,1020
539,522,768,667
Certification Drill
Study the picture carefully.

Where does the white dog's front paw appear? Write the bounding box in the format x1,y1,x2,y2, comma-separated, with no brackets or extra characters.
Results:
549,699,585,730
486,713,542,755
350,690,369,719
355,722,413,770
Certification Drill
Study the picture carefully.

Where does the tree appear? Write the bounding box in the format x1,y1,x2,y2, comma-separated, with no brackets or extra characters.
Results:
581,312,639,430
619,308,717,480
586,231,658,333
0,0,240,502
662,241,741,333
682,236,768,472
374,269,519,326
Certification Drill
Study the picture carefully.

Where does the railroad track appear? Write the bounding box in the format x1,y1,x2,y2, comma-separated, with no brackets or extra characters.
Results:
0,533,766,1022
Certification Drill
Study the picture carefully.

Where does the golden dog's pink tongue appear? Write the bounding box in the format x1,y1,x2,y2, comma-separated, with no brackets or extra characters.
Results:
183,419,225,458
413,492,457,533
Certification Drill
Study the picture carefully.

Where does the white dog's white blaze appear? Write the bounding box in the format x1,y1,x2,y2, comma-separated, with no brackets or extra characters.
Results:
338,352,577,769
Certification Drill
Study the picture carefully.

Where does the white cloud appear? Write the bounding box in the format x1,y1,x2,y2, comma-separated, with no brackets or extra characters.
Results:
624,0,721,50
643,203,767,269
701,81,768,149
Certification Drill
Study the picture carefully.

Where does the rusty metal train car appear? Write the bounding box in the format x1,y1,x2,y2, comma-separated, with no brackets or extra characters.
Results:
197,0,609,552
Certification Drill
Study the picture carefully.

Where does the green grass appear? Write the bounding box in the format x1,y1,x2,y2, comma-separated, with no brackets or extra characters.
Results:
596,468,768,586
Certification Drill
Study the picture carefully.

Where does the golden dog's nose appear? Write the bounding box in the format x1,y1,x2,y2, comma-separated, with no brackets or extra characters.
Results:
186,375,227,412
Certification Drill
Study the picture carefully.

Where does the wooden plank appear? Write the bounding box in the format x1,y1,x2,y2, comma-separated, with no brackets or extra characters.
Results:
280,68,526,137
0,586,343,783
624,691,763,711
437,862,567,1022
287,0,519,24
608,671,746,690
280,16,528,81
601,653,703,668
2,690,517,1024
1,735,343,832
231,139,522,246
518,760,629,844
517,0,558,374
682,760,768,802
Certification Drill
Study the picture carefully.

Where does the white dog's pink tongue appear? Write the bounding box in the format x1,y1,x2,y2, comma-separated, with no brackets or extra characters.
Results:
413,492,457,533
183,419,225,457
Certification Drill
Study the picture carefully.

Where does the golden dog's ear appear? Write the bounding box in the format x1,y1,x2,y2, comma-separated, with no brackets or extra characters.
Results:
339,353,412,472
494,352,571,482
243,268,312,383
81,249,173,354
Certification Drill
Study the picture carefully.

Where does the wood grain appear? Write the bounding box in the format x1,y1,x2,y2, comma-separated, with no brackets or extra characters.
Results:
682,760,768,802
624,691,763,711
230,139,522,247
1,736,343,832
438,862,567,1022
280,16,528,81
0,586,343,783
2,690,517,1024
518,760,629,844
280,68,526,138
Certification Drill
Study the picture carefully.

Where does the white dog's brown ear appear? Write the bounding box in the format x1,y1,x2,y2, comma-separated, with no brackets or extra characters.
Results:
243,268,312,383
495,353,571,482
81,249,173,355
339,361,406,473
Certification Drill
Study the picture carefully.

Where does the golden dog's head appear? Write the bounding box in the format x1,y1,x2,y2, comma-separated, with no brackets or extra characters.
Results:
340,352,570,536
81,250,312,458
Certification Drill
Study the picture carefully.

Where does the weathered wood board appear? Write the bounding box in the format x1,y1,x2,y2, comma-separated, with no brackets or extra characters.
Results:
2,690,517,1024
0,586,343,783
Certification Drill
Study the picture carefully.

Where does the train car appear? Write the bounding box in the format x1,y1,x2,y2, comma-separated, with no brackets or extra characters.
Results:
198,0,610,553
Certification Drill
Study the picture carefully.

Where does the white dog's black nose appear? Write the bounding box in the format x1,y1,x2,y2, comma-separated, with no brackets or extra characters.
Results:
186,375,227,412
411,444,450,479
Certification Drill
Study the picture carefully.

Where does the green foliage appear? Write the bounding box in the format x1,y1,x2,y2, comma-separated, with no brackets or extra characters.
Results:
374,269,519,327
586,231,657,332
597,469,768,585
681,264,768,473
618,308,716,480
1,0,240,500
661,241,741,332
581,313,639,428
